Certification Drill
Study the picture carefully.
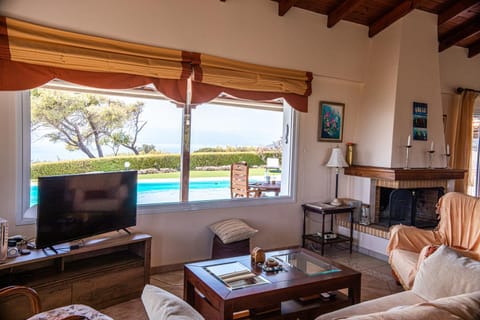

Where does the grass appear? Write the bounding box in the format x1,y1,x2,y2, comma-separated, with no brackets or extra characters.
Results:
139,168,280,179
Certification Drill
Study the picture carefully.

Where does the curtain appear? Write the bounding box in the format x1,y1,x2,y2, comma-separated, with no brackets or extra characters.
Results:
0,16,312,112
192,53,312,112
0,16,195,103
446,90,479,193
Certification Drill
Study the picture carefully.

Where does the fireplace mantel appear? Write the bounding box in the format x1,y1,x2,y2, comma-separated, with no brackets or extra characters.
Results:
344,165,466,181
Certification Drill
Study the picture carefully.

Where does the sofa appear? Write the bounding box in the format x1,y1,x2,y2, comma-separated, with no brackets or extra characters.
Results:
316,245,480,319
387,191,480,289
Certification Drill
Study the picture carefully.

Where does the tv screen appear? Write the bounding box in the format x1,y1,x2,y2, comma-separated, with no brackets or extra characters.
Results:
36,171,138,249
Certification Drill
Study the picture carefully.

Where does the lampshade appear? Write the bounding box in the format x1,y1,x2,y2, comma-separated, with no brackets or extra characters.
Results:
326,147,349,168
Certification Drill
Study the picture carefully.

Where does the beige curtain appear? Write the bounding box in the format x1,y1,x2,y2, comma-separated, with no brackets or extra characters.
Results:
192,53,312,112
446,90,479,193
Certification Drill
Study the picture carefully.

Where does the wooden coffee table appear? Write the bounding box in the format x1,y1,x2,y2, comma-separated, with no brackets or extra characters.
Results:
184,248,361,320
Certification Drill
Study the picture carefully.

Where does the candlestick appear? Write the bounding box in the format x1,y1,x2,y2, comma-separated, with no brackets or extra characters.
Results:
407,135,411,147
427,150,435,168
404,145,412,169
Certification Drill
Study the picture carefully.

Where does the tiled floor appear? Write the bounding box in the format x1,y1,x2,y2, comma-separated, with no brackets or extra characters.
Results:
100,246,403,319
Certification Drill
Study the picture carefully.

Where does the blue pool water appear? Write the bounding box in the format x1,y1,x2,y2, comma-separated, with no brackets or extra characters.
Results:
29,178,244,206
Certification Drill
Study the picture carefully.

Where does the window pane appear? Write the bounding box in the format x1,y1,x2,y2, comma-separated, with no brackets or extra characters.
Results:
189,103,285,201
29,87,183,214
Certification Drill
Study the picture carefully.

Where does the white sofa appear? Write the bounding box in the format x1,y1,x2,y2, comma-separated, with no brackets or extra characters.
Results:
316,245,480,319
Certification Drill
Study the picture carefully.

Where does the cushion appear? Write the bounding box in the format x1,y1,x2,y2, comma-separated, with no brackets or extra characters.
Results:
141,284,204,320
389,249,419,289
315,291,425,320
412,245,480,300
209,219,257,244
339,290,480,320
27,304,113,320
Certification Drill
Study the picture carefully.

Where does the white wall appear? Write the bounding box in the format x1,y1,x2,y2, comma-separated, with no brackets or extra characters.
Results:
393,10,445,168
0,0,371,266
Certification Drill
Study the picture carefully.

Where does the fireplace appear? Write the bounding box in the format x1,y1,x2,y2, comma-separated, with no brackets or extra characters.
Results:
344,166,466,232
378,187,443,228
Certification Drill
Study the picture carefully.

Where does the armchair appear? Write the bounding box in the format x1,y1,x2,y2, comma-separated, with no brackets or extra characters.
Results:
0,285,112,320
387,192,480,289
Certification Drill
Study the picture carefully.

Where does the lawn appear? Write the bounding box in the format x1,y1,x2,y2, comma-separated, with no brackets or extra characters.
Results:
139,168,280,179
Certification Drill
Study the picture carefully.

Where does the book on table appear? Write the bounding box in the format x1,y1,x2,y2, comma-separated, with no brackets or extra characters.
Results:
204,261,270,290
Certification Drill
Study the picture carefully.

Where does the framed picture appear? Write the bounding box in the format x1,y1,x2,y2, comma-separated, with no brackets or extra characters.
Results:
318,101,344,142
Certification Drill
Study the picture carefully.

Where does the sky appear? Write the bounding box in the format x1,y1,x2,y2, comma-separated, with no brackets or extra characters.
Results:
31,93,284,162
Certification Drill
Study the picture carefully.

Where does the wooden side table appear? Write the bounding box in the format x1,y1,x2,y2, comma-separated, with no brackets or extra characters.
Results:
302,202,354,255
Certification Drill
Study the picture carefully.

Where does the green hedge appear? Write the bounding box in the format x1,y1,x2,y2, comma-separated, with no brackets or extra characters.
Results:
30,151,280,178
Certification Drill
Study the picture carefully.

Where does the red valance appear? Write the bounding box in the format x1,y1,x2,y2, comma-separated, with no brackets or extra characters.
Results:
0,16,312,111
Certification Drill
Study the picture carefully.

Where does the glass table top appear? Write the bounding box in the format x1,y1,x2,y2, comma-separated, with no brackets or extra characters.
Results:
273,251,341,276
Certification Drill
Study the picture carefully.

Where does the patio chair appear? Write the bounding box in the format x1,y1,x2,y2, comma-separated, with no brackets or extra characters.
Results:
230,162,259,198
265,157,281,173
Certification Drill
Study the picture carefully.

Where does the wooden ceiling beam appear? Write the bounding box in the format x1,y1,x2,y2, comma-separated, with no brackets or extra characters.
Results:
278,0,299,16
328,0,364,28
439,17,480,52
468,39,480,58
369,0,423,38
438,0,478,27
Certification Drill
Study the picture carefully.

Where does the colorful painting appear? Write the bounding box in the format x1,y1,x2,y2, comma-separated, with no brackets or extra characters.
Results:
413,102,428,141
318,101,344,142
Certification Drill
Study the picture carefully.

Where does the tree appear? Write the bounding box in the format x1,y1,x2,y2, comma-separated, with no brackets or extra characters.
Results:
31,89,147,158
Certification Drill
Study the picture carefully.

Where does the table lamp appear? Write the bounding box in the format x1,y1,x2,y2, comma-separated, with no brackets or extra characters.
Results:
326,146,349,206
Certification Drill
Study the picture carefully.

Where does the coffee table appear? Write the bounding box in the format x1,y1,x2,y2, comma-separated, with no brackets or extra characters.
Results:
184,248,361,320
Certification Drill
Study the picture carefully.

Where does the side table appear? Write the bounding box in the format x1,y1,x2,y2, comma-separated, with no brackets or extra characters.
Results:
302,202,354,255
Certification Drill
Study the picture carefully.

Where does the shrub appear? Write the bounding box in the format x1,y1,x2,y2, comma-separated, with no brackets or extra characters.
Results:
30,151,281,179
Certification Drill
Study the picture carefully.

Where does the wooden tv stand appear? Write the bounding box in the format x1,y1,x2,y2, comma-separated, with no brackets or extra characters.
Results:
0,232,151,314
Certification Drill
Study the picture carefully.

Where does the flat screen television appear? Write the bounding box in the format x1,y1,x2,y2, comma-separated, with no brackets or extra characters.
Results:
36,170,138,249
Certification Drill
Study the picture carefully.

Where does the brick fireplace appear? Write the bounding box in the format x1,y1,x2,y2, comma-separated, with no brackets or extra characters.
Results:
341,166,466,238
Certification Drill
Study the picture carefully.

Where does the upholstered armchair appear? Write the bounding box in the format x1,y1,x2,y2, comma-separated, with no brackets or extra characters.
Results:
387,192,480,289
0,285,112,320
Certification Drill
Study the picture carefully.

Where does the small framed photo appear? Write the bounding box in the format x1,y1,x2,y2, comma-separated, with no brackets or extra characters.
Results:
318,101,345,142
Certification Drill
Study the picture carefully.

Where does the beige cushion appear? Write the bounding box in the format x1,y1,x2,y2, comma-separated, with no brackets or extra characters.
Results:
340,290,480,320
315,291,425,320
209,219,257,244
141,284,204,320
389,249,419,289
412,245,480,300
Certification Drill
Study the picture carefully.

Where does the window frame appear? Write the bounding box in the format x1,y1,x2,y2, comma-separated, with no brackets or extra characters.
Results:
16,88,299,225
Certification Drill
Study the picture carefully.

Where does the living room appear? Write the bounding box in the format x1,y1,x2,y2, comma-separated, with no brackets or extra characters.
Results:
0,0,480,319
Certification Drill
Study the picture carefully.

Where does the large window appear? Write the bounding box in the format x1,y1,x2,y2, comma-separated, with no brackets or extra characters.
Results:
18,82,296,223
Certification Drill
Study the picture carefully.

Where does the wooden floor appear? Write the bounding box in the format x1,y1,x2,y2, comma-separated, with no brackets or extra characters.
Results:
100,245,403,319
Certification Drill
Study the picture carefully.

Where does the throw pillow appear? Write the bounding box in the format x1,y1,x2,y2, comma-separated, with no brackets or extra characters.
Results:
209,219,258,244
141,284,204,320
342,291,480,320
412,245,480,300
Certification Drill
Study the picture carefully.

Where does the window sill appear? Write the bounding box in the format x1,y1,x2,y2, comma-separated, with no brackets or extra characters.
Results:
138,195,295,215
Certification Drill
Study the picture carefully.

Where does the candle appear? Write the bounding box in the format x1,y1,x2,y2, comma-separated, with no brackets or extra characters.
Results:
407,135,411,147
430,141,434,151
446,144,450,155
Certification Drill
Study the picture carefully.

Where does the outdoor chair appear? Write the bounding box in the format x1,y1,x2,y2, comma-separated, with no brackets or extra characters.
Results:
265,157,281,173
230,162,259,198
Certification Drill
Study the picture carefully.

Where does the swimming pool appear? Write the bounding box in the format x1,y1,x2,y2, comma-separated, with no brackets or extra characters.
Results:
30,177,261,206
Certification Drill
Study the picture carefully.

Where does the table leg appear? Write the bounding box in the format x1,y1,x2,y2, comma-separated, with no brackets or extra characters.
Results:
302,208,307,248
184,272,195,306
321,213,325,256
349,210,353,254
348,278,361,304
